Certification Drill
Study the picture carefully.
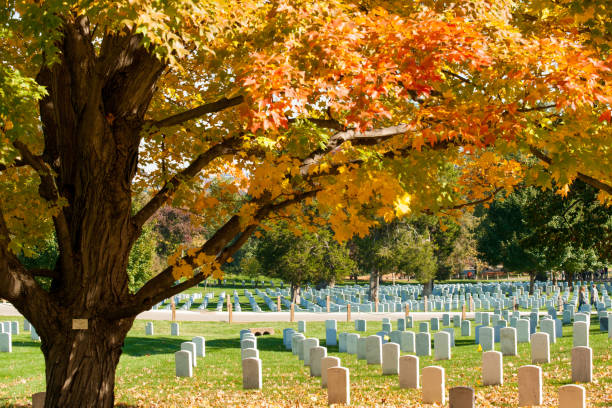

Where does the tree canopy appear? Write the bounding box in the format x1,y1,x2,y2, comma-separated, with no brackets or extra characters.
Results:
476,181,610,288
0,1,611,406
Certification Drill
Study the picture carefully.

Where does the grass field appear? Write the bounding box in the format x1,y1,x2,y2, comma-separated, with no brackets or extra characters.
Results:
0,314,610,407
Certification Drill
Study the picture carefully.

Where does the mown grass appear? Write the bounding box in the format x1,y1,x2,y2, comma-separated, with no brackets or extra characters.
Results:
0,314,610,407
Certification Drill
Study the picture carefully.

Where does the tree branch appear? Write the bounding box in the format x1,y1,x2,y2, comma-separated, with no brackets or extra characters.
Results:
12,141,75,277
0,206,54,309
529,146,612,195
132,136,243,228
147,95,245,130
438,186,504,213
299,124,413,176
110,189,320,318
0,159,27,173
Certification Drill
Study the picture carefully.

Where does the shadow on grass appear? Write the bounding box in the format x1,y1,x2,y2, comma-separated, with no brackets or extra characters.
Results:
11,340,42,348
122,335,286,356
122,337,186,356
0,403,138,408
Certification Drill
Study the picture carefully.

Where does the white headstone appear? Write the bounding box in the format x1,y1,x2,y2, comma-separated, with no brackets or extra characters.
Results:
558,384,585,408
366,335,382,365
0,332,11,353
433,331,451,360
482,351,503,386
327,366,350,405
303,338,319,366
310,346,327,377
571,346,592,383
399,355,419,389
530,332,550,364
192,336,205,357
241,347,259,360
518,365,542,406
573,322,589,347
180,342,197,367
382,342,400,375
321,356,340,388
175,350,193,377
500,327,517,356
422,366,445,405
242,357,262,390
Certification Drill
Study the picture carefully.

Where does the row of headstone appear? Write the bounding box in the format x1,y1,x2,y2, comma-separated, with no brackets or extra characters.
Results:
0,320,20,334
174,336,206,377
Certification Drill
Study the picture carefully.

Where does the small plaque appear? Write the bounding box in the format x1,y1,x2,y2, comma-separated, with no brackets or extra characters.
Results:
72,319,88,330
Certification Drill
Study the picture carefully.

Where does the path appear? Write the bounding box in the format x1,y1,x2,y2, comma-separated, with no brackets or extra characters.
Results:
0,303,550,323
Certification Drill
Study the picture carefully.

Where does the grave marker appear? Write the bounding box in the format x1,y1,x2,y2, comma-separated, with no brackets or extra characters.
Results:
399,355,419,389
415,332,431,356
382,343,400,375
571,346,592,383
242,357,262,390
310,346,327,377
530,333,549,364
434,331,451,360
366,335,382,365
32,393,45,408
346,333,359,355
449,386,474,408
357,337,368,360
518,365,542,406
558,384,585,408
321,356,340,388
180,342,197,367
192,336,205,357
0,333,11,352
500,327,517,356
303,338,319,366
241,347,259,360
422,366,445,405
573,322,589,347
327,367,350,405
480,327,494,351
482,351,503,386
175,350,193,377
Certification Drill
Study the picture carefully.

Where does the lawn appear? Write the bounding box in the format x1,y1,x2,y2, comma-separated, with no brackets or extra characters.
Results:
0,314,610,407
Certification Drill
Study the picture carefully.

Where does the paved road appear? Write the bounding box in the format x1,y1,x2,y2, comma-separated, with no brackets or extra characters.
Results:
1,303,548,323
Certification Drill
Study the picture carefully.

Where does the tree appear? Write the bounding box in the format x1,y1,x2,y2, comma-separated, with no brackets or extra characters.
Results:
126,223,156,293
1,1,611,406
476,181,610,293
152,206,204,259
351,219,438,301
252,223,354,302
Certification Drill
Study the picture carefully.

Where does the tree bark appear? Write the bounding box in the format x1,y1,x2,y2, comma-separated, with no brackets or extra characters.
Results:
529,272,536,295
369,270,379,303
422,279,434,297
290,282,301,304
41,318,133,408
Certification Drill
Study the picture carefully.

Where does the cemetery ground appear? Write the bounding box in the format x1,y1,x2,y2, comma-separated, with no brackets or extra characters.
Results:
1,315,610,407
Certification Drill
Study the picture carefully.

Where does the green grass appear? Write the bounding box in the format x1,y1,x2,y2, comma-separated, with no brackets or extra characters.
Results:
1,315,610,407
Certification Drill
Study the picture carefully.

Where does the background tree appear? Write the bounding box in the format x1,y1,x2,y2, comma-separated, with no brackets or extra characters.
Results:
476,181,610,293
1,1,611,406
152,206,204,260
126,223,156,293
251,223,355,302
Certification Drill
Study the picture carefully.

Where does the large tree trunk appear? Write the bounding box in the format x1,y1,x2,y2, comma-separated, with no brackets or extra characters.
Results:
529,272,536,295
41,318,133,407
17,18,164,407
